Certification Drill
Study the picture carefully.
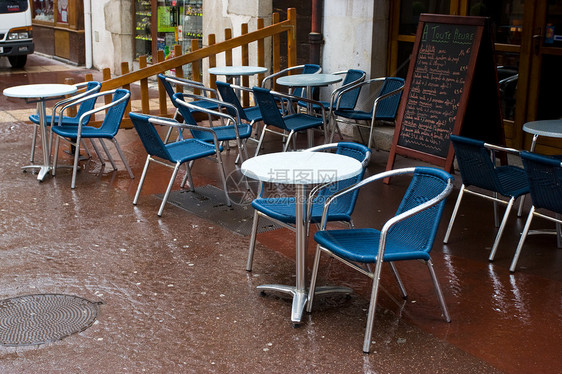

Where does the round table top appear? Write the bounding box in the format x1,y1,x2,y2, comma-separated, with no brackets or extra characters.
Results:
523,119,562,138
276,73,342,87
241,151,363,185
3,84,77,99
208,66,268,76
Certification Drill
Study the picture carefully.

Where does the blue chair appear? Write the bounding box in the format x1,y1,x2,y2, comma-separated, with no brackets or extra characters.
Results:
330,77,404,149
157,74,221,142
296,69,366,113
28,81,102,163
510,151,562,272
130,112,230,217
215,81,262,129
307,167,453,353
444,135,530,262
172,92,252,162
246,142,371,271
51,89,133,189
251,86,327,156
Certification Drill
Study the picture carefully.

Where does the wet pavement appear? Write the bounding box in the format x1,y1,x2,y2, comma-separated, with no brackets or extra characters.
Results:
0,54,560,373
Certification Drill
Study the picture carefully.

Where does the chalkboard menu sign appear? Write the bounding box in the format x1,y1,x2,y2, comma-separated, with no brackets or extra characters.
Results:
386,14,504,174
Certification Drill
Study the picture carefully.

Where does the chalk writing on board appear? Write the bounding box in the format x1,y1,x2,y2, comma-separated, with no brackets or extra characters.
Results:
397,23,476,158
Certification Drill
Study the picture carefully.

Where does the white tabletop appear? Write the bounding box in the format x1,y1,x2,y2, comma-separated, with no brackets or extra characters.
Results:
523,119,562,138
276,73,342,88
208,66,268,76
3,84,77,99
241,151,363,185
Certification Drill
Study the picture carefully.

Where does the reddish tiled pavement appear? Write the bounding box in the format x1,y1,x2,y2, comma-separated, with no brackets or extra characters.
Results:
0,54,560,373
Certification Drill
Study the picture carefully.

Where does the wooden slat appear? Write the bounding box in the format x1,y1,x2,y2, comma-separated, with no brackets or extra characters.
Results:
241,23,249,106
257,18,265,86
157,50,168,116
272,12,281,90
208,34,217,91
225,28,233,67
120,61,133,127
139,55,150,114
191,39,202,95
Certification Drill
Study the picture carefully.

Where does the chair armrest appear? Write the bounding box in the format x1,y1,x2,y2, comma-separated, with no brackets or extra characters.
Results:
260,65,306,88
165,76,218,98
50,83,102,125
334,77,388,110
57,89,129,128
318,167,417,230
148,116,221,150
174,93,242,125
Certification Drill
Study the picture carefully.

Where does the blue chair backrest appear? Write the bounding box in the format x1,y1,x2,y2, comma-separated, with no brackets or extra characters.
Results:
158,73,176,103
337,69,366,110
449,134,502,192
75,81,102,123
390,167,452,253
215,81,248,121
171,92,200,126
98,89,130,136
521,151,562,213
292,64,322,98
316,142,370,214
130,112,173,161
373,77,404,120
252,87,288,131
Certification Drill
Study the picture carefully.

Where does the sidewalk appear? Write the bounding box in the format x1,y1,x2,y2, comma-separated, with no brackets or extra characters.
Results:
0,54,560,374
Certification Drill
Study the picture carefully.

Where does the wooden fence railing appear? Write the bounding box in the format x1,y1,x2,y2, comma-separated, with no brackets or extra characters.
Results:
76,8,297,128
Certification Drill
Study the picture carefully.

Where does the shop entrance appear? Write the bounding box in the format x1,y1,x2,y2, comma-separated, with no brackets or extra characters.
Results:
389,0,562,153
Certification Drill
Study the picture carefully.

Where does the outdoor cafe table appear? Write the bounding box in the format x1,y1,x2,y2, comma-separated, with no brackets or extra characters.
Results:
241,150,363,324
275,73,342,147
3,83,77,181
522,119,562,152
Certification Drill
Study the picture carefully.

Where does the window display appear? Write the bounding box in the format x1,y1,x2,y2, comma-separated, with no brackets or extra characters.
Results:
33,0,54,22
134,0,202,76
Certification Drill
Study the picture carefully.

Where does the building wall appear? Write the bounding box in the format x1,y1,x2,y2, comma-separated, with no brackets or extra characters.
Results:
90,0,133,73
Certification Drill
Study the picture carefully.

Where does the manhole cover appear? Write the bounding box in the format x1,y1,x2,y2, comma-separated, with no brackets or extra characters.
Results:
0,294,102,346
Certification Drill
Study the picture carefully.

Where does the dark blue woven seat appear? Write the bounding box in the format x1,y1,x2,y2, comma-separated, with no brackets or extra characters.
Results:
510,151,562,272
307,167,453,353
246,142,371,271
251,86,327,155
28,81,102,163
331,77,404,148
51,89,133,189
130,112,230,216
444,135,530,262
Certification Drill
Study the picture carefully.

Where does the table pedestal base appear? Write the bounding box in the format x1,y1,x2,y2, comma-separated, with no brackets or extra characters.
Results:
257,284,352,324
21,165,52,181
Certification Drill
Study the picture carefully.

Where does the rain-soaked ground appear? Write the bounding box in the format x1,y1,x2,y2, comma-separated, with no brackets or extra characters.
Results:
0,54,560,373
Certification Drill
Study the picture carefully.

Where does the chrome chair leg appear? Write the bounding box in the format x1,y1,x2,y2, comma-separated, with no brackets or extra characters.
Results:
158,161,181,217
443,185,465,243
133,155,151,205
389,262,407,299
489,197,515,261
112,139,134,179
426,259,451,322
246,209,260,272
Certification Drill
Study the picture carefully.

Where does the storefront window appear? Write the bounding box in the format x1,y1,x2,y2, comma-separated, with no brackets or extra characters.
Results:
134,0,202,76
33,0,54,22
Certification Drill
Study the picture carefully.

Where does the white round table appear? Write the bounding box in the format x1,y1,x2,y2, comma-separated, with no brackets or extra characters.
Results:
209,65,267,86
241,151,362,324
3,84,77,181
523,119,562,152
276,74,342,147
